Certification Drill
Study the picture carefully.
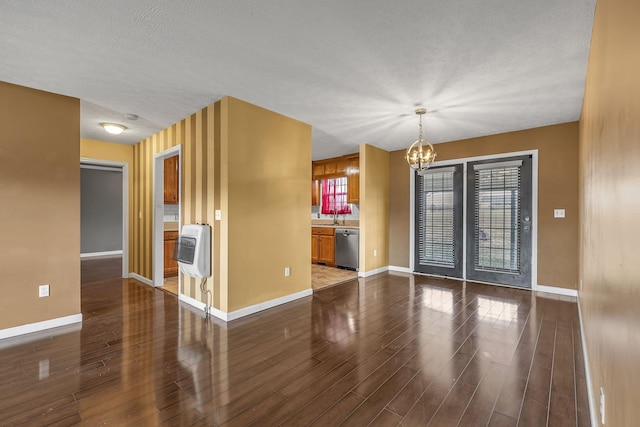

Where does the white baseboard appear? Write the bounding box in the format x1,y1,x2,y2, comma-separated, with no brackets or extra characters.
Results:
577,296,598,427
535,284,578,297
179,288,313,322
179,294,232,321
0,313,83,340
179,293,207,311
389,265,412,274
80,250,123,259
358,266,389,278
129,273,153,287
389,270,579,298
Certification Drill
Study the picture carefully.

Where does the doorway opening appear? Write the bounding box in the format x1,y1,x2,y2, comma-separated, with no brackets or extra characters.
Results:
80,159,129,279
412,151,537,289
152,146,182,295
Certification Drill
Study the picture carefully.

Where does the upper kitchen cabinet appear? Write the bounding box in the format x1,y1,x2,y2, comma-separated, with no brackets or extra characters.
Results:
312,180,320,205
312,153,359,204
347,156,359,204
164,156,179,204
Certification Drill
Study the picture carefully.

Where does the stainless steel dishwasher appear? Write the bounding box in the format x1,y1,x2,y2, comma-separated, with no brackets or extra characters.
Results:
335,228,359,271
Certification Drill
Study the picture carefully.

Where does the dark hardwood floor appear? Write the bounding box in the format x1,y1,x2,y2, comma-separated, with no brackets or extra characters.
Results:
0,257,590,426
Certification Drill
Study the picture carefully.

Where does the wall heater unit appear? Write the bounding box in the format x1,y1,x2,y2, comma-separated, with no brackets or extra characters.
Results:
174,224,211,278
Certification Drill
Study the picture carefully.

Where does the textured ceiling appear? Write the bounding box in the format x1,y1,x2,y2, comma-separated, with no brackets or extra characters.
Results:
0,0,596,160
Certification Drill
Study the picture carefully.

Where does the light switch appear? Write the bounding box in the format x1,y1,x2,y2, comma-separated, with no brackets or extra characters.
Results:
215,210,221,220
554,209,565,218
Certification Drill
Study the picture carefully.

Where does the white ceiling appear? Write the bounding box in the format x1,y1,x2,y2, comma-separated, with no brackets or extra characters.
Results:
0,0,596,160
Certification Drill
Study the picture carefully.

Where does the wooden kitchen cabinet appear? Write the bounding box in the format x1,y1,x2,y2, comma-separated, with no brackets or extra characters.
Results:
347,156,359,204
311,179,320,205
164,230,179,277
313,163,326,180
164,156,179,204
337,158,349,174
312,153,360,204
312,227,335,266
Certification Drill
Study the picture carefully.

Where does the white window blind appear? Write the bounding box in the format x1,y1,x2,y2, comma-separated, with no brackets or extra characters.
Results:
417,170,456,268
474,165,521,273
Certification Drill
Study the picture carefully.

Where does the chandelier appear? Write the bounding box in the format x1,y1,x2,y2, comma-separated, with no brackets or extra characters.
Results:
405,108,436,175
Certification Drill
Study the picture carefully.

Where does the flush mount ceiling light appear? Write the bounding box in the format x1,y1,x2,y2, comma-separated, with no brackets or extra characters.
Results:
405,108,437,175
101,123,127,135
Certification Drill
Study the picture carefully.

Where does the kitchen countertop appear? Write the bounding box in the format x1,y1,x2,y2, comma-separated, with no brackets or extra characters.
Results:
164,221,179,232
312,222,359,229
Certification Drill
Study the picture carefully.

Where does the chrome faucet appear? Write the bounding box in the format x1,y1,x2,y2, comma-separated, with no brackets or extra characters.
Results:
333,209,339,225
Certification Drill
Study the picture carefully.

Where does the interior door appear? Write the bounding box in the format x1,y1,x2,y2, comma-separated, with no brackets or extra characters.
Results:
414,164,464,278
466,155,533,288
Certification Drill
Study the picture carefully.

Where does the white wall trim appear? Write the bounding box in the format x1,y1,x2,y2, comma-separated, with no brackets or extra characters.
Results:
0,313,82,340
153,145,182,287
358,266,389,277
180,289,313,322
408,149,539,288
535,284,578,297
179,293,207,311
80,250,123,259
389,265,412,274
409,167,415,272
577,296,598,427
129,272,153,287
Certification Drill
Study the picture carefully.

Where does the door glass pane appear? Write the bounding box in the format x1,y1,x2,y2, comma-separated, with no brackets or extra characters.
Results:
417,170,455,267
474,166,521,273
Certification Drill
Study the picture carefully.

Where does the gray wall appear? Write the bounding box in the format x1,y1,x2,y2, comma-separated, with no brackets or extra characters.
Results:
81,167,123,254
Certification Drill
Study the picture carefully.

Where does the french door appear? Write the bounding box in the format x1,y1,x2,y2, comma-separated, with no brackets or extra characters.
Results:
414,164,464,278
414,155,533,288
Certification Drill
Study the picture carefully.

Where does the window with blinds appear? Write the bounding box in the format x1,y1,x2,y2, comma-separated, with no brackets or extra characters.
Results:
417,169,456,268
473,162,521,273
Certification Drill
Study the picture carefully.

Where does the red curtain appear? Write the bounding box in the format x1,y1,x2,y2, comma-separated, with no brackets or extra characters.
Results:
321,177,351,214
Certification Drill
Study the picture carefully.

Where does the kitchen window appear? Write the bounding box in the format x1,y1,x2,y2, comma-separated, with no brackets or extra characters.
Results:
321,177,351,214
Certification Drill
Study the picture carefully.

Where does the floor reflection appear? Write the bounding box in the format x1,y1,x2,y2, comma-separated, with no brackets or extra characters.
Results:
312,282,360,343
0,259,589,425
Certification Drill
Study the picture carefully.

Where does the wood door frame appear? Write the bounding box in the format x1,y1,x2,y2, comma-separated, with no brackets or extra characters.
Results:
80,158,129,279
409,149,539,290
152,145,182,289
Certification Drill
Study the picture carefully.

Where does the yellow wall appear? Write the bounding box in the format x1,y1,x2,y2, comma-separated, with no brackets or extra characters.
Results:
80,138,134,271
388,149,411,268
132,105,216,306
80,138,133,165
388,122,579,290
131,97,311,313
222,97,312,311
0,81,81,329
360,144,390,272
579,0,640,424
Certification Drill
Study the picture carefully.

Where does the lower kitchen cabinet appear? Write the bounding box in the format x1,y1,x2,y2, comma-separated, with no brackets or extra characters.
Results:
164,231,179,277
312,227,335,266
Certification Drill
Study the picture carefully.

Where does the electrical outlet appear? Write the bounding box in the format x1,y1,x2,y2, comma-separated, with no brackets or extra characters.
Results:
39,284,50,297
554,209,566,218
600,387,605,424
215,210,222,220
284,267,291,277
